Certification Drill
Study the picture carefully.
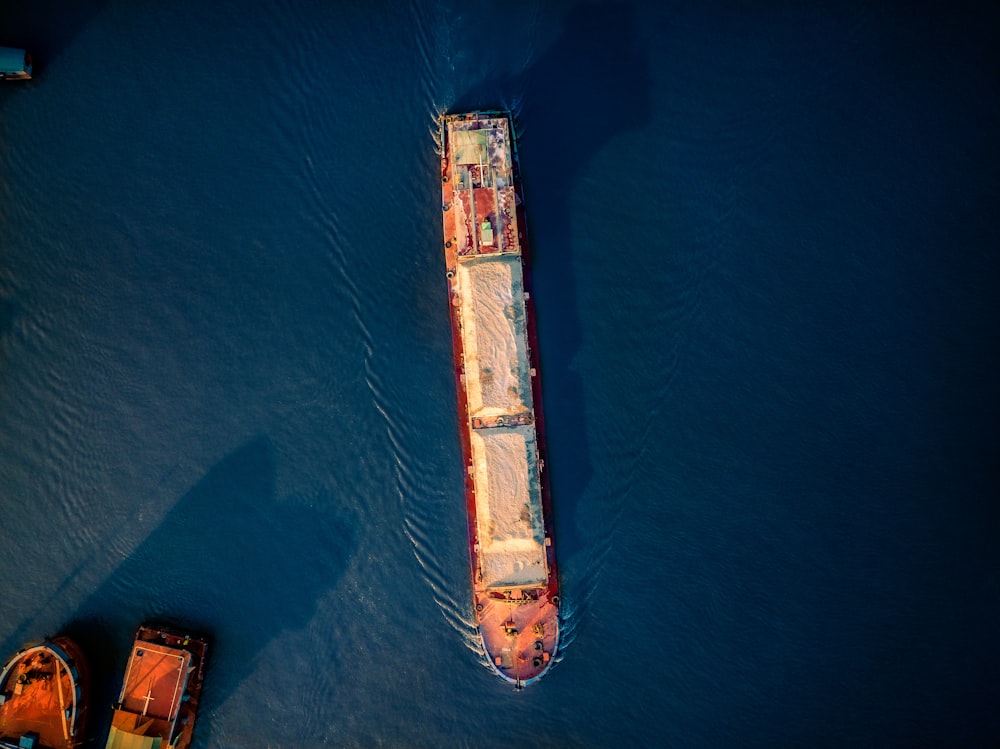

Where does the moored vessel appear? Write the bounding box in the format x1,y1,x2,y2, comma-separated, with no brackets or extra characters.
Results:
439,111,560,688
0,636,89,749
105,625,208,749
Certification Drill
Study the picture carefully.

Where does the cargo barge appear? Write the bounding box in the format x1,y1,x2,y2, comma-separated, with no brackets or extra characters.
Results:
439,111,559,688
0,636,89,749
105,625,208,749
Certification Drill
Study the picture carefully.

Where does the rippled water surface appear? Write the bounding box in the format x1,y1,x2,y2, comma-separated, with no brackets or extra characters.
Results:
1,1,998,746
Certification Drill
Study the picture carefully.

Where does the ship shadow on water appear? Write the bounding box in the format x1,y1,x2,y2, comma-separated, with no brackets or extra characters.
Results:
61,436,355,744
0,296,16,350
451,2,651,631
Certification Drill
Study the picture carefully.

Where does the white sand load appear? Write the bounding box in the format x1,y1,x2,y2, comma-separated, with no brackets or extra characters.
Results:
457,256,533,417
470,426,547,588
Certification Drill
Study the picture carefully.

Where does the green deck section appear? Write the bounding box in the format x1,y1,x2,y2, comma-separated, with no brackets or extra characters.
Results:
451,129,488,165
105,728,162,749
480,219,494,246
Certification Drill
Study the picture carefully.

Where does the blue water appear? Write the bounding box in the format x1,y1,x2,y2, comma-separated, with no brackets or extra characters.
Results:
2,1,998,746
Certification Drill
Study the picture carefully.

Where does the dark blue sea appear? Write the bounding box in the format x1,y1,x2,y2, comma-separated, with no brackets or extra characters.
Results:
2,1,998,746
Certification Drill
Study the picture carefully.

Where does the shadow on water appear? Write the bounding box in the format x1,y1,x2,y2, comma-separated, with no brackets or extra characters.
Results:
55,436,354,744
453,3,651,561
0,0,108,76
0,296,15,346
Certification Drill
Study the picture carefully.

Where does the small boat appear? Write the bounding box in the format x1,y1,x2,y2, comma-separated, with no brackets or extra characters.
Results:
0,47,32,81
105,625,208,749
0,636,90,749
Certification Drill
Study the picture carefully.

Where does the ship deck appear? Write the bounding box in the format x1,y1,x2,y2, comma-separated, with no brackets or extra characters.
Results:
0,638,87,749
441,111,559,686
118,641,190,724
107,627,207,749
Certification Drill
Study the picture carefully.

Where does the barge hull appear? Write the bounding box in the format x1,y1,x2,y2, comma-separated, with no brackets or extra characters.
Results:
440,111,559,687
105,624,208,749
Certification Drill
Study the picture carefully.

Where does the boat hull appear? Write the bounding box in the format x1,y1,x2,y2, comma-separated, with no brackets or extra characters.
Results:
440,111,560,687
0,636,90,749
105,624,208,749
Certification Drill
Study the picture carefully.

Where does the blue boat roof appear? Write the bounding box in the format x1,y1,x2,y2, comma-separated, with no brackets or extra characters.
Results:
0,46,30,74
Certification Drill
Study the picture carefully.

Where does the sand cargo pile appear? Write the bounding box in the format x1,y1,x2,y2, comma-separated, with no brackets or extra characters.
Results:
439,111,559,688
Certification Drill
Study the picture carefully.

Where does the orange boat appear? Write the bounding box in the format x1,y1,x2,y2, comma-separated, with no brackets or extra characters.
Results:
105,625,208,749
0,636,89,749
439,111,560,688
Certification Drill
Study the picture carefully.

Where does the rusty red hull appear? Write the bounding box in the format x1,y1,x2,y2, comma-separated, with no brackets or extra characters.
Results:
106,624,208,749
440,111,559,688
0,636,90,749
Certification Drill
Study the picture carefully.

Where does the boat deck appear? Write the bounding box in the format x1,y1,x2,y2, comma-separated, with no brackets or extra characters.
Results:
0,638,87,749
118,641,190,723
106,626,207,749
441,111,559,687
